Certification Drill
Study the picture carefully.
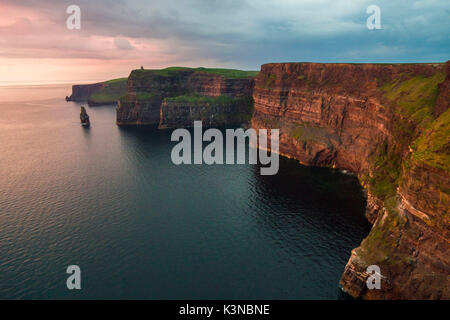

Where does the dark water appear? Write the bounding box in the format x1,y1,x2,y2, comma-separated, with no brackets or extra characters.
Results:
0,84,370,299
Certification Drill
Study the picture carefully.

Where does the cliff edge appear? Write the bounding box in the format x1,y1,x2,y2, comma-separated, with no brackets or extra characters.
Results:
251,62,449,299
68,78,127,106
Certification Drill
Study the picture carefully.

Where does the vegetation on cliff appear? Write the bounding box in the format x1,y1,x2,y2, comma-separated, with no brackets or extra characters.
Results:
165,94,235,104
132,67,258,79
252,62,449,299
88,78,127,105
411,108,450,171
366,70,447,200
350,67,449,299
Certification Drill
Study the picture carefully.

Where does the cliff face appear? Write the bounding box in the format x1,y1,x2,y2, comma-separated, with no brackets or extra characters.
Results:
116,68,254,127
69,78,127,106
251,62,449,299
70,83,105,101
159,96,253,129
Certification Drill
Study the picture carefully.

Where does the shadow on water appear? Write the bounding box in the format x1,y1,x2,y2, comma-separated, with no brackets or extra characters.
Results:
115,125,371,299
0,88,374,299
251,156,371,249
251,157,371,299
254,157,369,222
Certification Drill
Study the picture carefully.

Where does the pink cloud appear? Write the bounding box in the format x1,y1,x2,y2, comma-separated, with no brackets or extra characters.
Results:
0,3,192,83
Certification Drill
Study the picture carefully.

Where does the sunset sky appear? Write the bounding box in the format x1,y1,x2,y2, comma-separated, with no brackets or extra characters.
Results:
1,0,449,84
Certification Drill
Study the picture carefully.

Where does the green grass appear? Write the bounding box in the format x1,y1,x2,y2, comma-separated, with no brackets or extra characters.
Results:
357,196,409,266
366,70,448,196
369,140,402,199
382,72,445,125
132,67,259,79
381,70,448,170
164,94,235,105
89,78,127,103
411,108,450,170
136,92,157,100
104,77,128,84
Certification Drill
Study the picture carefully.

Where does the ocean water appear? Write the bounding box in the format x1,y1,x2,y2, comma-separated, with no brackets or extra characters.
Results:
0,84,370,299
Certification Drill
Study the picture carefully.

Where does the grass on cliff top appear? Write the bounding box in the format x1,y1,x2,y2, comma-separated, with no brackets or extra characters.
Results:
132,67,259,79
89,78,127,103
382,72,445,125
104,77,128,84
411,108,450,171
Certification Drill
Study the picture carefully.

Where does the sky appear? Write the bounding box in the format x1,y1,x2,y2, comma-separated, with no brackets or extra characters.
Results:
0,0,449,84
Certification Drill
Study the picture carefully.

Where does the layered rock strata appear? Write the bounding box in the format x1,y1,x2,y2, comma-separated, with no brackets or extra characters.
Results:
116,69,254,127
251,62,449,299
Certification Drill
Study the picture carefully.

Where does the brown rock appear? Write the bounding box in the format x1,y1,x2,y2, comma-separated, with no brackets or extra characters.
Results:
251,62,450,300
80,106,90,126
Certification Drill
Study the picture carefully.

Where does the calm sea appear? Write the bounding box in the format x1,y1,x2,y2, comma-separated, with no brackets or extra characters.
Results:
0,84,370,299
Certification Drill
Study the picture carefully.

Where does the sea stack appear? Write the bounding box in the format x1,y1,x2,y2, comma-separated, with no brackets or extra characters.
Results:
80,106,90,126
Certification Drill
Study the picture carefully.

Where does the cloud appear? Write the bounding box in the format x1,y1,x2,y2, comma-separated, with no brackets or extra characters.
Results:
0,0,449,83
114,38,135,50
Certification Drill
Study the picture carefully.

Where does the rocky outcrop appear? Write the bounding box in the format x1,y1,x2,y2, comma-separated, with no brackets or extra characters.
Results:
80,106,90,126
116,68,255,126
251,62,449,299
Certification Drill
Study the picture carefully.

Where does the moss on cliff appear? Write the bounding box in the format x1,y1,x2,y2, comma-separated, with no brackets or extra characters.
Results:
356,197,410,266
136,92,158,100
369,141,402,199
367,72,447,199
411,108,450,170
382,72,445,125
89,78,127,104
165,94,234,105
252,62,449,299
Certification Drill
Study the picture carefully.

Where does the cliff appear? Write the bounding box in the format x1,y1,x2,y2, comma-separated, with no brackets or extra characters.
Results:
251,62,449,299
116,67,256,127
159,95,253,129
68,78,127,106
69,83,105,101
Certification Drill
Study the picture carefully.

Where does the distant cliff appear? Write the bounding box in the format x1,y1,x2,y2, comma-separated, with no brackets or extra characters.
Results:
68,78,127,106
251,62,449,299
116,67,256,127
